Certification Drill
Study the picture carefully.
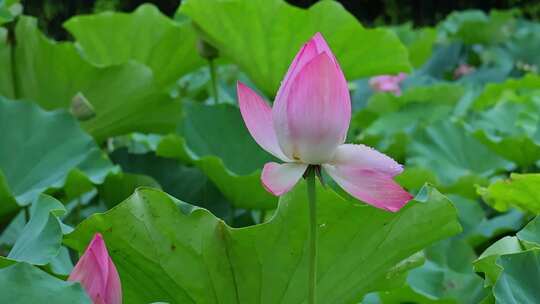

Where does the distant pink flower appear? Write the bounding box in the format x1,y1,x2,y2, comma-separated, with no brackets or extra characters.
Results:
369,72,407,96
453,63,475,79
237,33,412,212
68,233,122,304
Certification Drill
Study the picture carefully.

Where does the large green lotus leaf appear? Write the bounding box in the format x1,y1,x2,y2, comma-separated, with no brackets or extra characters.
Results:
359,255,435,304
7,194,70,266
0,210,25,248
0,262,91,303
375,202,522,304
476,42,515,73
395,167,439,192
466,210,524,247
439,10,516,45
373,285,455,304
391,24,437,68
109,148,235,221
493,249,540,303
442,175,495,199
99,172,161,209
448,195,486,241
408,120,514,190
479,173,540,213
473,236,524,287
172,63,252,106
179,0,411,97
367,251,426,293
180,103,274,175
473,216,540,289
395,167,506,202
505,20,540,69
156,102,278,210
60,137,123,201
449,195,524,247
405,239,486,303
457,66,512,88
359,103,454,161
472,73,540,110
64,4,204,89
0,172,18,222
375,285,494,304
110,133,162,154
417,43,462,79
45,246,74,277
0,97,116,218
64,184,460,304
10,16,181,141
0,28,14,98
467,100,540,168
364,83,464,116
516,215,540,248
353,83,464,161
0,0,21,25
472,215,540,290
1,194,74,275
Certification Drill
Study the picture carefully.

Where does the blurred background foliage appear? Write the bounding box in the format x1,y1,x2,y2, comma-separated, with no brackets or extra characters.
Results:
2,0,540,302
20,0,540,40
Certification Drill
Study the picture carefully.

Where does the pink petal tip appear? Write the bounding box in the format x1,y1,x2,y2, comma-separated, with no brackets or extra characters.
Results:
68,233,122,304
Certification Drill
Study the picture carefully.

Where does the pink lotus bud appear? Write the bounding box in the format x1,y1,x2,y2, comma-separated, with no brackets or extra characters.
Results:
68,233,122,304
453,64,475,79
237,33,412,212
368,72,407,96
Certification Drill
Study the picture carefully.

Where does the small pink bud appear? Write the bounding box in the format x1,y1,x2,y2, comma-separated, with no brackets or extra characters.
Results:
453,64,475,79
369,72,407,96
68,233,122,304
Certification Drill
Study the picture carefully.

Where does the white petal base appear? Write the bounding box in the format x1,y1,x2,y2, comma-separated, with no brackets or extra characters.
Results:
261,162,308,196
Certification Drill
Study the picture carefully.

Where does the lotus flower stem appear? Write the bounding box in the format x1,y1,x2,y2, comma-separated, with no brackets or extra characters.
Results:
208,59,220,104
306,167,317,304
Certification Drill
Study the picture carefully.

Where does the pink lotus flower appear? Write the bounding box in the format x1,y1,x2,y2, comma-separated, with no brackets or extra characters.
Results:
68,233,122,304
369,72,407,96
237,33,412,212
